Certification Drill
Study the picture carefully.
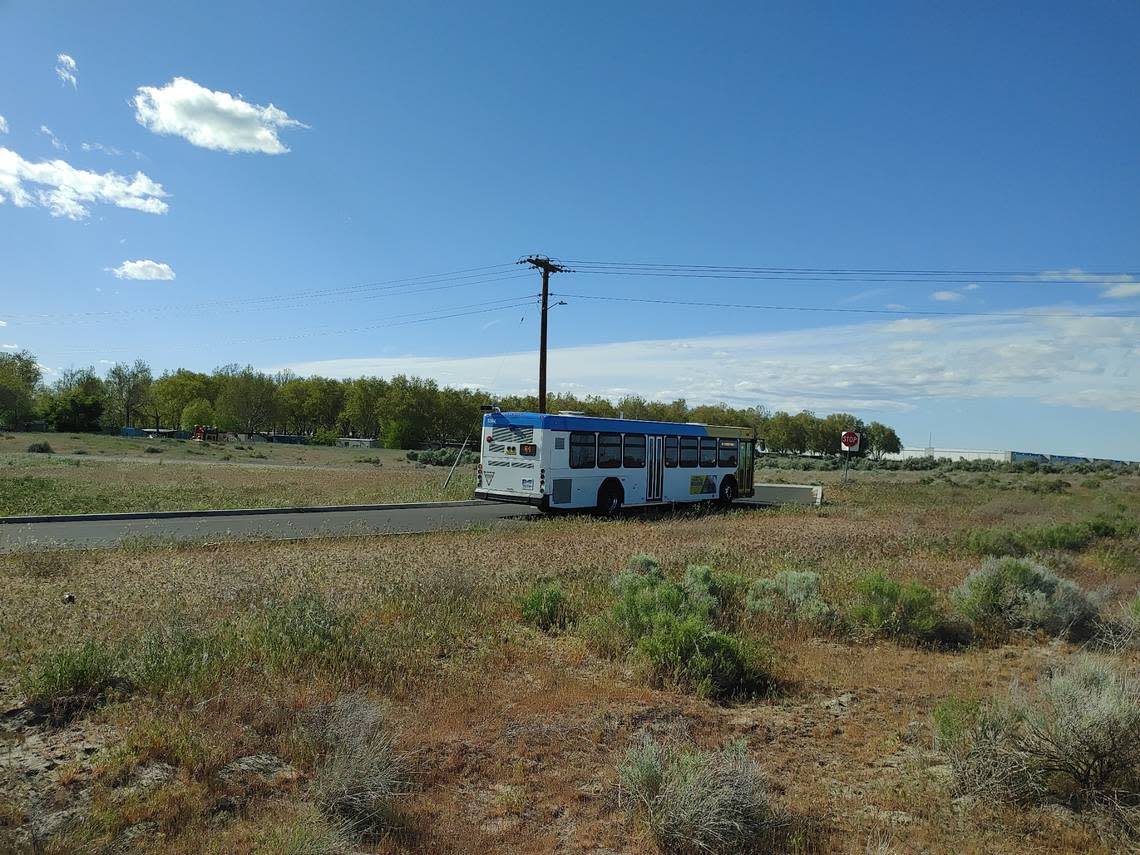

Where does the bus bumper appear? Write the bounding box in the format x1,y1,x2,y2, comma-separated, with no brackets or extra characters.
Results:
475,490,548,509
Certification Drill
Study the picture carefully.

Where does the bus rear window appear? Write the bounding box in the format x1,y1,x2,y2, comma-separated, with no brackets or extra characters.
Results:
664,436,678,467
598,433,622,468
679,436,698,468
569,432,595,468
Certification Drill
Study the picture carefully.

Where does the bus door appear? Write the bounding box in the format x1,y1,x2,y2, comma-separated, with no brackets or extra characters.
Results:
646,435,665,501
737,439,755,496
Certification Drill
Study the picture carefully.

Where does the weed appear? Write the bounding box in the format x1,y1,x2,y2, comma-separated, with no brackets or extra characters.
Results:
746,570,833,626
21,640,124,722
255,804,355,855
309,694,412,838
8,549,73,578
519,581,575,632
132,621,233,696
968,515,1137,558
144,446,164,454
26,441,54,453
253,594,364,674
952,557,1100,640
620,735,774,854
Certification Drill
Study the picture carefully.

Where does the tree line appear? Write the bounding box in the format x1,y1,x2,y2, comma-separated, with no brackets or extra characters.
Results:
0,349,902,457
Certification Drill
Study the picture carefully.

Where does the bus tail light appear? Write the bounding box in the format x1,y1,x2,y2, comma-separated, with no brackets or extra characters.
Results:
477,463,483,487
539,468,545,491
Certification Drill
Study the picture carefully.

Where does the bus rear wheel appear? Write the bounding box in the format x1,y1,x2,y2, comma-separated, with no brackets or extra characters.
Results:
597,482,623,515
718,476,738,506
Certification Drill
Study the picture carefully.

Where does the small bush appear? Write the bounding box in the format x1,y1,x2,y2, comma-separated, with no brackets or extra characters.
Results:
310,694,412,837
255,805,355,855
405,447,478,466
848,572,956,644
26,441,54,453
937,658,1140,818
620,735,774,854
311,428,339,446
968,515,1137,558
144,445,164,454
520,581,575,632
746,570,833,626
21,640,124,722
132,621,233,695
953,557,1099,640
634,612,774,700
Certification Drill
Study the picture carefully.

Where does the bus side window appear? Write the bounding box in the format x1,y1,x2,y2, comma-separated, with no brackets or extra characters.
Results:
679,436,698,468
664,436,678,467
623,434,646,468
598,433,622,468
718,438,739,468
569,432,596,468
699,437,717,467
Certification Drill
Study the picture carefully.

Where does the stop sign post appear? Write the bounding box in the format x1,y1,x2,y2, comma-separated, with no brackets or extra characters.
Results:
840,431,860,483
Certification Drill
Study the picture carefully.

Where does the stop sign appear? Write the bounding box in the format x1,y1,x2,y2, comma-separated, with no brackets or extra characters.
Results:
840,431,860,452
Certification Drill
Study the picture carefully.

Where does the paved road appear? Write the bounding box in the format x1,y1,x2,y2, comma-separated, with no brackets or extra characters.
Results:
0,501,538,551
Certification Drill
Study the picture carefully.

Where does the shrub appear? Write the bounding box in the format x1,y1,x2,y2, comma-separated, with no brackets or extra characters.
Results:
406,447,479,466
619,735,774,854
520,581,575,632
144,445,164,454
26,441,54,453
953,557,1099,640
634,612,774,700
310,694,412,836
254,805,354,855
936,658,1140,815
611,564,688,642
311,428,339,446
746,570,833,626
968,516,1137,558
683,565,748,630
848,572,954,644
21,640,123,722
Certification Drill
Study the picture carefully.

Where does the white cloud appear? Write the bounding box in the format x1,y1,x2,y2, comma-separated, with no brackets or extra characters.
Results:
1039,268,1139,300
40,125,67,151
2,343,17,349
109,259,175,280
55,53,78,88
931,290,963,302
963,283,980,291
81,142,122,157
133,77,307,154
0,146,169,219
0,115,8,134
276,309,1140,415
1104,282,1140,299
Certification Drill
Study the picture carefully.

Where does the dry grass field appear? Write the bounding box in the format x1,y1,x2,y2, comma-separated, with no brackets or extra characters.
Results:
0,433,469,516
1,469,1138,853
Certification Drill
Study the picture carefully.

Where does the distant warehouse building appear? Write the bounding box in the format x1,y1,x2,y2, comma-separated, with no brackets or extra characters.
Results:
883,447,1133,466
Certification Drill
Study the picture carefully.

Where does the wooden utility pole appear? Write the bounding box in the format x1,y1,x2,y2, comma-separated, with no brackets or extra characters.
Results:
519,256,569,413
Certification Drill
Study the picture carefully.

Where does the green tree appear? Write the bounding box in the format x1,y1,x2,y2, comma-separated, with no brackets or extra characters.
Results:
215,367,279,435
180,398,216,431
104,359,152,429
865,421,902,460
0,349,42,429
40,368,105,432
340,377,388,437
378,374,438,448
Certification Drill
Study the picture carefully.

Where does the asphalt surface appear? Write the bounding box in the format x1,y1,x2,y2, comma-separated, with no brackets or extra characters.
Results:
0,501,539,551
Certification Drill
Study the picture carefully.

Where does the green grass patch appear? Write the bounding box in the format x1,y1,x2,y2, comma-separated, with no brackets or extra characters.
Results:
519,581,575,632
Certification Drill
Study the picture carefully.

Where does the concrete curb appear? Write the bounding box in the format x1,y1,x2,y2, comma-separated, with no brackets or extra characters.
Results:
0,500,488,526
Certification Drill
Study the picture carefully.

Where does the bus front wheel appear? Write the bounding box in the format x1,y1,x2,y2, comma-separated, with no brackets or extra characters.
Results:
718,476,738,506
597,482,623,515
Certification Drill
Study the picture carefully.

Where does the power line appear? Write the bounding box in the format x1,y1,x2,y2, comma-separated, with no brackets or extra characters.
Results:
1,262,521,322
552,292,1140,320
563,259,1140,278
6,270,531,327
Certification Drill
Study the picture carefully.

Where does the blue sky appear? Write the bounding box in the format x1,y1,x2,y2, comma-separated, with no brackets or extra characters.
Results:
1,1,1138,457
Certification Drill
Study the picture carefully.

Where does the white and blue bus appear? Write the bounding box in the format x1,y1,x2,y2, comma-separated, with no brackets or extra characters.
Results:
475,410,756,512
